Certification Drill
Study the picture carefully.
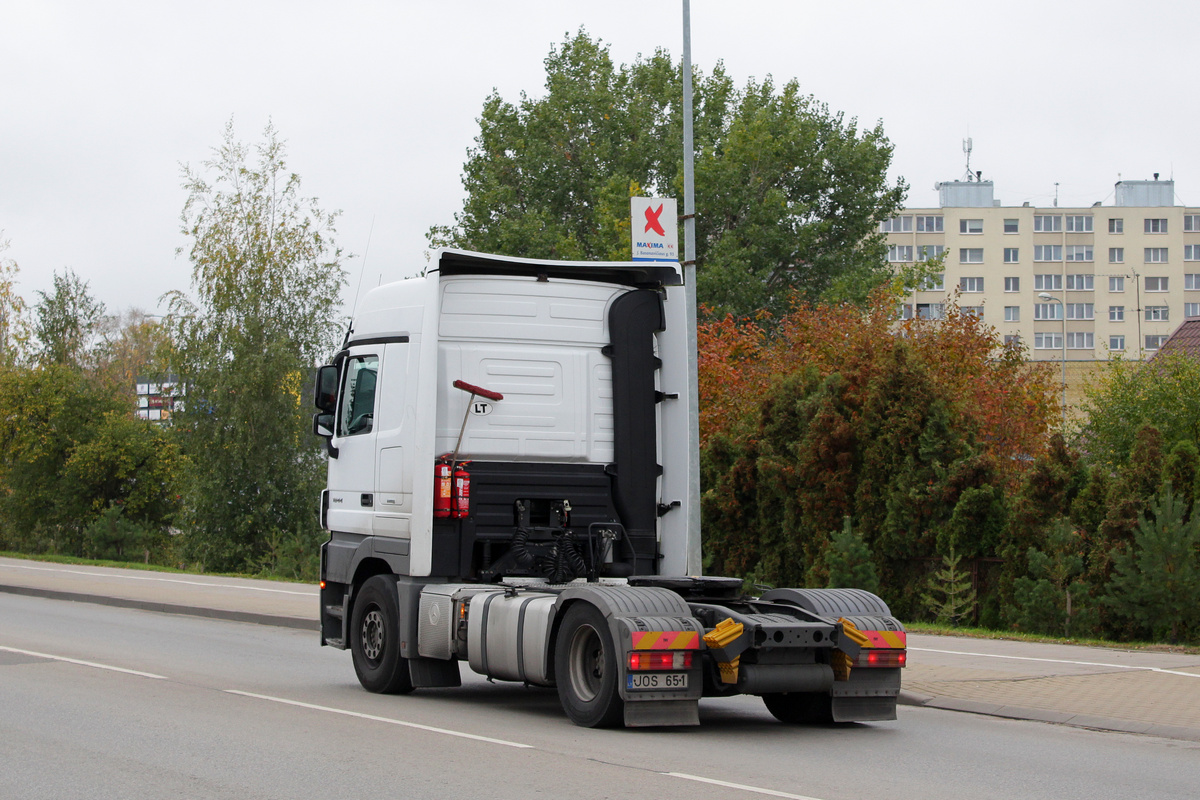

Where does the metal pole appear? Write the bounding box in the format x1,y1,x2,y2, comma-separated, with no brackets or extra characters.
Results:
1060,305,1067,429
682,0,701,575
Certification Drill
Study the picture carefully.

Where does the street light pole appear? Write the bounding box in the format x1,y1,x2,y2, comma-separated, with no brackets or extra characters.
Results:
681,0,701,575
1039,292,1066,428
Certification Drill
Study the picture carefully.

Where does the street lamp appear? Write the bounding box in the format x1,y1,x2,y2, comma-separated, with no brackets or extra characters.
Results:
1038,292,1067,427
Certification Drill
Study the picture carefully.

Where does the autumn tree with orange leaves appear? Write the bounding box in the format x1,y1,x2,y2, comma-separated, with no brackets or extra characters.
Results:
698,289,1058,618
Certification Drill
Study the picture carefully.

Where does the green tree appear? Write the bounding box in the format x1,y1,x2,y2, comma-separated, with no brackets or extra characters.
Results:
922,548,977,626
818,516,880,594
168,120,345,572
33,268,107,370
0,365,124,553
431,30,905,318
1104,486,1200,642
1081,352,1200,468
1011,518,1096,637
0,233,31,365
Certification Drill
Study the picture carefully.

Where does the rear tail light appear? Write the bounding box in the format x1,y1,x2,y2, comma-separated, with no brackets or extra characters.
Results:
629,651,693,671
855,649,906,668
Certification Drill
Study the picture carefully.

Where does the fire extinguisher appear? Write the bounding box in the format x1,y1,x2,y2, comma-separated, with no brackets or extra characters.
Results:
434,460,452,518
452,462,471,518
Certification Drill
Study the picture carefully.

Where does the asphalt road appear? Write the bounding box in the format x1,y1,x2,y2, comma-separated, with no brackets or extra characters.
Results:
2,593,1198,800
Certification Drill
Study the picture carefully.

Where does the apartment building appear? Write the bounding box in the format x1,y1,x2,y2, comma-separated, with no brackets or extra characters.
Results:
884,178,1197,365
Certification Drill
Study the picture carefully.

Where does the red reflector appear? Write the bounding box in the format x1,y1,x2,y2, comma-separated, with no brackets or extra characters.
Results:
629,651,693,671
319,581,326,590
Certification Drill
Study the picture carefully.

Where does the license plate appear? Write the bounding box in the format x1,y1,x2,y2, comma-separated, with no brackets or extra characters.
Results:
627,672,688,690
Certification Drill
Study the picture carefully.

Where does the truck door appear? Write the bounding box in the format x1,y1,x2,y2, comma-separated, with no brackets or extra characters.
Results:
326,350,380,535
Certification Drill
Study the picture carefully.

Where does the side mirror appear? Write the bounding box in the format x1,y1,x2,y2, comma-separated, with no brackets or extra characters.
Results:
312,412,338,458
314,365,339,413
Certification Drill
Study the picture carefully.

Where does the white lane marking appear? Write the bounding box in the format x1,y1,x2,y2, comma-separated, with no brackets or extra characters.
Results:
0,562,314,596
224,690,534,749
910,647,1200,678
0,645,167,679
668,772,828,800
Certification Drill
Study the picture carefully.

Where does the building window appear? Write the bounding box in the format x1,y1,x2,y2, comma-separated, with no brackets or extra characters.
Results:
1005,277,1020,292
1004,334,1022,346
1145,305,1170,321
1065,245,1093,262
1109,247,1124,263
916,303,945,320
1034,215,1062,232
917,216,944,232
1067,332,1095,349
1035,245,1063,261
1066,303,1094,320
1186,303,1200,318
1066,274,1094,291
1146,276,1169,292
1109,218,1124,234
1145,218,1168,234
1004,306,1020,322
917,244,945,262
1110,306,1125,322
1109,276,1125,292
961,277,984,292
881,216,912,233
962,306,983,318
1035,303,1064,320
960,219,983,234
1035,274,1063,291
1186,245,1200,261
1035,332,1063,349
1003,219,1020,234
1187,274,1200,290
959,248,983,263
1145,248,1169,263
1004,247,1020,263
1146,334,1168,350
888,245,914,262
1110,335,1125,351
1185,214,1200,232
899,304,913,320
920,274,945,292
1066,215,1093,232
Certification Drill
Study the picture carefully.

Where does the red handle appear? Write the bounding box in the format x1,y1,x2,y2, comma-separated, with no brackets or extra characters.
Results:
453,379,504,401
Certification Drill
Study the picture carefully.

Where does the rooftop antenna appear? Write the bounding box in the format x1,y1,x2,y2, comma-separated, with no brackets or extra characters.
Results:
962,137,974,182
1054,182,1059,208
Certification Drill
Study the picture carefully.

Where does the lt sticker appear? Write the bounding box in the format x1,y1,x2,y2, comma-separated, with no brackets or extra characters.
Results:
471,401,493,416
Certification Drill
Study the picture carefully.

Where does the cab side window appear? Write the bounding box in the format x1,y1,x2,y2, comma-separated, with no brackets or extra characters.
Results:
339,356,378,436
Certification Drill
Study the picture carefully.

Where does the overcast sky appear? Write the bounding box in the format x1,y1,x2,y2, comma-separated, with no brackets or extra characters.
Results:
2,0,1196,318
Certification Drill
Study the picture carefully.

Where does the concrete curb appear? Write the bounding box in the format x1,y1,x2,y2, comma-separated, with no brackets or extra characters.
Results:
898,690,1200,743
0,583,319,632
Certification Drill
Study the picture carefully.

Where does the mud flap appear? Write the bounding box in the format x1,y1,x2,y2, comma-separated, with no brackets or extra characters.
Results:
624,699,700,727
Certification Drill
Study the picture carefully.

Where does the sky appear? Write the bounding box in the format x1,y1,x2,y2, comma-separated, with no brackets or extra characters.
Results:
3,0,1198,318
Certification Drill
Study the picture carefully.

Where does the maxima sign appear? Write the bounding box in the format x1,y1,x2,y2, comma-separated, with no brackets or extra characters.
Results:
631,197,678,262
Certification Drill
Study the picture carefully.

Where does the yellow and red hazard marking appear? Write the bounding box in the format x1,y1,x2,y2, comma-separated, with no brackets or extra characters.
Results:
630,631,700,650
860,629,907,649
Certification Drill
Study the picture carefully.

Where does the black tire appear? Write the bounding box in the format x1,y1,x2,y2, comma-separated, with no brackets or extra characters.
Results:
554,603,624,728
350,575,414,694
763,691,834,724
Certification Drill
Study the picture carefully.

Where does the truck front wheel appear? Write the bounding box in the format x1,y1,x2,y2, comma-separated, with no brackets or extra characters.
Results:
350,575,414,694
555,603,624,727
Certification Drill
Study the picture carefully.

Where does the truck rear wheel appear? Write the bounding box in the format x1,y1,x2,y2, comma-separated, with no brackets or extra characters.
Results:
762,691,833,724
351,575,414,694
555,603,624,727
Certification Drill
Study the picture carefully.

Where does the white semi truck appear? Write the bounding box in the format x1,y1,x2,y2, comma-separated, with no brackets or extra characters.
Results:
314,249,906,727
